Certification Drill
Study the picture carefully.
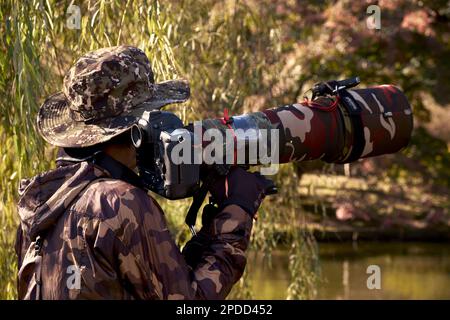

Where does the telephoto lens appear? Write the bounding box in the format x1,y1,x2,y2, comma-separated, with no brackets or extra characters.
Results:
199,84,413,165
134,80,413,201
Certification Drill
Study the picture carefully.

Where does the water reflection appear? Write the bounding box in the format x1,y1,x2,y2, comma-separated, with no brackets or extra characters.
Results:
248,242,450,299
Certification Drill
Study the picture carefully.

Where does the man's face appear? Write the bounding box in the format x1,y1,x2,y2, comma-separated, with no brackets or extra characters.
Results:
124,144,137,170
103,143,137,170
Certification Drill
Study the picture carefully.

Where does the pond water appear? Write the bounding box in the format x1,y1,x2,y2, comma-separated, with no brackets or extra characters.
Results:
248,242,450,299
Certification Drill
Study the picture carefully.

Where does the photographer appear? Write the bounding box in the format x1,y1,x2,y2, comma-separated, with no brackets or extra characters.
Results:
15,46,268,299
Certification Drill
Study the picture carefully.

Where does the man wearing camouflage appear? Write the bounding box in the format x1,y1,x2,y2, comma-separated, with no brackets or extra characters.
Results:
15,46,268,299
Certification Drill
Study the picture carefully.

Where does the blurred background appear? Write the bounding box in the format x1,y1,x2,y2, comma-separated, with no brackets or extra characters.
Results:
0,0,449,299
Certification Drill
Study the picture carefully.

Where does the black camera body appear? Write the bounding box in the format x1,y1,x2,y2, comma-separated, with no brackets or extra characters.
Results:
135,110,200,200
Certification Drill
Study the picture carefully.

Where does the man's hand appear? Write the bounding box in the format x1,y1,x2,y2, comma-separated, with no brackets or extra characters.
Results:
208,166,272,217
183,167,268,270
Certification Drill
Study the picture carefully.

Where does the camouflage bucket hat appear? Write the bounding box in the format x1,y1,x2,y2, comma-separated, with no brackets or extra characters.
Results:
37,45,190,148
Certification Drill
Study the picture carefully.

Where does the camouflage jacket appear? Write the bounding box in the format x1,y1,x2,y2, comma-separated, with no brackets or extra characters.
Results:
15,161,252,299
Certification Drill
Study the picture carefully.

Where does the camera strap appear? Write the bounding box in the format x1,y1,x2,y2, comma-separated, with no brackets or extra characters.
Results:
221,108,238,165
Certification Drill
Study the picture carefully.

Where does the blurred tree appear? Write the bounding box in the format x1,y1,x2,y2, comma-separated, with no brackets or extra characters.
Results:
261,0,450,187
